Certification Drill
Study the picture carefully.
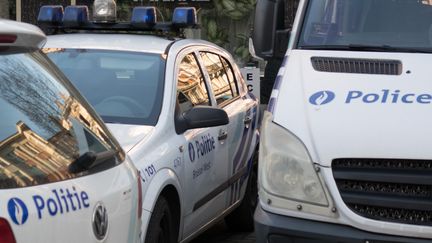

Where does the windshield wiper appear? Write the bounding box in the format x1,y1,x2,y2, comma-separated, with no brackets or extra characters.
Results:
300,44,432,53
69,150,117,173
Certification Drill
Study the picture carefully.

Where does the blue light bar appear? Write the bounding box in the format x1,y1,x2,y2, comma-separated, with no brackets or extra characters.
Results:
131,7,157,27
63,6,89,27
38,5,64,25
172,7,197,27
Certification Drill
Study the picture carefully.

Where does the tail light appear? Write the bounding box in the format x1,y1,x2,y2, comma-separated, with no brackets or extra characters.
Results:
0,35,17,44
0,218,16,243
137,171,143,219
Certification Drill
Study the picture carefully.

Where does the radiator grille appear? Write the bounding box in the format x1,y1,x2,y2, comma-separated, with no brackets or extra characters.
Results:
311,57,402,75
332,158,432,226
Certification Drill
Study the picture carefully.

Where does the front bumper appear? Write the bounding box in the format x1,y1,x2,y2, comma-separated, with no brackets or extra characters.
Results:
254,205,431,243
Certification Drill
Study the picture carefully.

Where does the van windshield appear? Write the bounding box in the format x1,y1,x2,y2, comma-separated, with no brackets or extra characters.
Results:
45,49,165,126
298,0,432,52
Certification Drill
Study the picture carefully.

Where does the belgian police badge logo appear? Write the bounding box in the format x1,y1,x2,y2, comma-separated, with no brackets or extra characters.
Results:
309,91,336,106
7,198,29,225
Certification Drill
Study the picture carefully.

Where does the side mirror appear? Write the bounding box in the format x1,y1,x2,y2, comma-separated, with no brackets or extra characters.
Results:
253,0,290,59
176,106,229,134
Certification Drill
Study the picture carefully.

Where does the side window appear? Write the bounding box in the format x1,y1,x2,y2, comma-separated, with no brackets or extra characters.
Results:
200,52,237,106
177,53,210,114
220,57,239,98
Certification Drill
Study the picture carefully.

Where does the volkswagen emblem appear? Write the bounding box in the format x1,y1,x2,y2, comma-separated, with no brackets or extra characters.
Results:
92,202,108,240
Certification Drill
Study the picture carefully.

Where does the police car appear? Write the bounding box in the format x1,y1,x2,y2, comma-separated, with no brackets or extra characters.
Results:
0,19,141,243
39,2,260,243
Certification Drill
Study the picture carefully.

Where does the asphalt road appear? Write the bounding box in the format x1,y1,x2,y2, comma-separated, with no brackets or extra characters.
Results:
191,221,255,243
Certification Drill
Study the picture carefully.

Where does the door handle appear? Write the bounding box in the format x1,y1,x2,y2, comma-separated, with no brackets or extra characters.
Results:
218,130,228,141
244,116,252,126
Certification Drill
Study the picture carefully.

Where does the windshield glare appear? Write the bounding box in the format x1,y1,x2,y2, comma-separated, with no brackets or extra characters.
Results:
45,49,165,126
299,0,432,49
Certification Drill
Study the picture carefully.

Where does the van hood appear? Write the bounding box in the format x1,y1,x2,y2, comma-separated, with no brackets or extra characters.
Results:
106,124,154,152
273,50,432,167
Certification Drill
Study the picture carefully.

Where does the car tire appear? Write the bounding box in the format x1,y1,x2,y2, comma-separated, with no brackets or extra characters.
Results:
225,153,258,232
145,195,177,243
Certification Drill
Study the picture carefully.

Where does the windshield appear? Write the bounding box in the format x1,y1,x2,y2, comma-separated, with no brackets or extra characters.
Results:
45,49,165,126
0,51,121,189
298,0,432,51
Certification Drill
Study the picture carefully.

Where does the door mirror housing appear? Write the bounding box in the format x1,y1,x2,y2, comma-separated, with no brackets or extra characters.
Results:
176,106,229,134
253,0,290,59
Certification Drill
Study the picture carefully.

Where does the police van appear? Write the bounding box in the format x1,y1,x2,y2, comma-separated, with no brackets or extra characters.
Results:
0,19,141,243
39,2,259,242
252,0,432,242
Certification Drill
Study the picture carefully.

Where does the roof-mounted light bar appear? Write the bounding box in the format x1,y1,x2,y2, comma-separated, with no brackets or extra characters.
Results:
93,0,117,23
131,7,157,28
63,6,89,27
37,5,64,26
172,7,197,27
37,5,198,35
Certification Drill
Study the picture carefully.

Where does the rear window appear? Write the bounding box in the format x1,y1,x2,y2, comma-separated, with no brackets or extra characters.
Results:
45,49,165,126
0,51,122,189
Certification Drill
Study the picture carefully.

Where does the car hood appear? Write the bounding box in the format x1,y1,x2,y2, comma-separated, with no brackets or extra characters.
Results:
273,50,432,167
106,124,154,152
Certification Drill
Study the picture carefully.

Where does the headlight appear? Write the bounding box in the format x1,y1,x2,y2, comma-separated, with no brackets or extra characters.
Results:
259,111,328,206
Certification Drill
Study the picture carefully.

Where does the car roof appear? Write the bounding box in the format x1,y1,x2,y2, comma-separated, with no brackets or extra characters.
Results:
46,33,174,54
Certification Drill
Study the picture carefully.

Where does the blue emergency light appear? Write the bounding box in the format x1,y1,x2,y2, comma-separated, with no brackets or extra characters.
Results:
37,5,64,26
131,7,157,27
63,6,89,27
37,4,198,34
172,7,197,27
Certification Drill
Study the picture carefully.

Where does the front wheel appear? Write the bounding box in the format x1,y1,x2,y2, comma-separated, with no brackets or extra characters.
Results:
145,195,177,243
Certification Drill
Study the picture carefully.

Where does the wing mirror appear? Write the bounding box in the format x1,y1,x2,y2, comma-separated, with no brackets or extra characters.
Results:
253,0,290,59
176,106,229,134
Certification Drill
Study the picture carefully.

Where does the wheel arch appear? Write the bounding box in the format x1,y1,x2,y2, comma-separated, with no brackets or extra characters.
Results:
141,168,183,241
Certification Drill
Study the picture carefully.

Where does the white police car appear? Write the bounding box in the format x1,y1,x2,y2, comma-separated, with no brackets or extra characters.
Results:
0,19,141,243
40,3,260,243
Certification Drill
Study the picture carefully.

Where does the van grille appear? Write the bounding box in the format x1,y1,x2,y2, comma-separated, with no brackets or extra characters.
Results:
332,158,432,226
311,57,402,75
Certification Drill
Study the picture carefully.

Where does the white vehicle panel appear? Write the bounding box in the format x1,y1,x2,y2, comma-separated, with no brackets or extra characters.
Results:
107,124,154,152
0,161,140,243
273,50,432,167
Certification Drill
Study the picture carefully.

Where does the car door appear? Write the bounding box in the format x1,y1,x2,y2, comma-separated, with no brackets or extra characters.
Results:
175,51,229,238
199,51,259,208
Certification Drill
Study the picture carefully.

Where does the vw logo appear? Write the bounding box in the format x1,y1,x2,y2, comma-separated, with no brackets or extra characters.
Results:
309,91,336,106
92,202,108,240
7,198,28,225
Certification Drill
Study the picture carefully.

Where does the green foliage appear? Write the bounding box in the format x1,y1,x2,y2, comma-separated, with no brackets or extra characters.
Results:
213,0,257,21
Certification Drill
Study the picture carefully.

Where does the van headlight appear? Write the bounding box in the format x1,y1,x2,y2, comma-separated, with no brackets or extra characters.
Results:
259,111,328,206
